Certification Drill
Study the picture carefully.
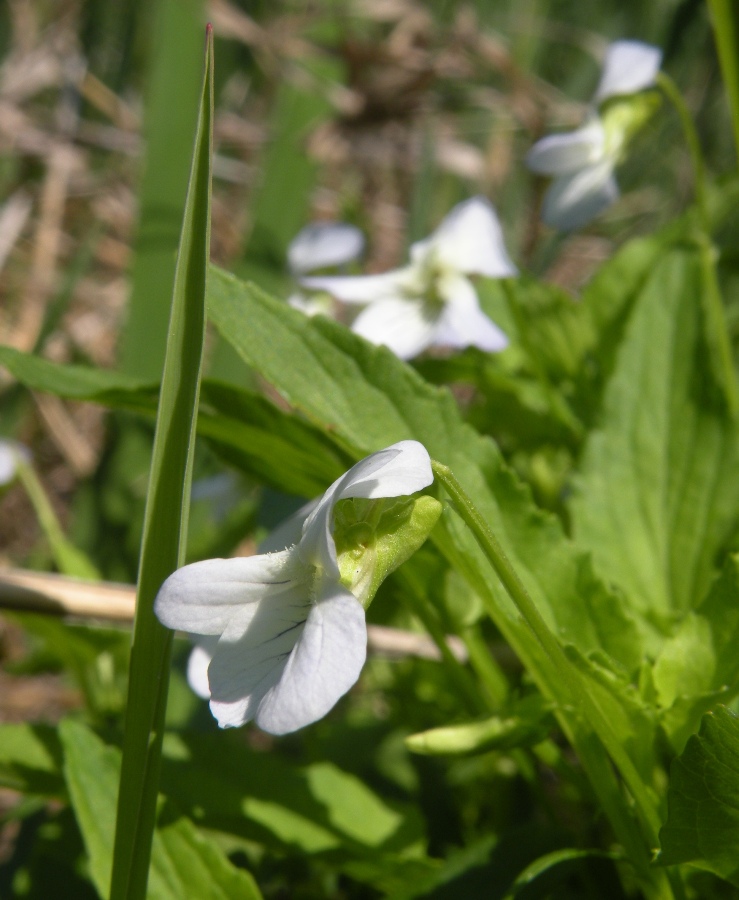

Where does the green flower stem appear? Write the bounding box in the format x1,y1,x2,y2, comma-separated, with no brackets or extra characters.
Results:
15,455,100,580
431,460,681,898
461,625,510,708
657,76,738,415
657,72,710,233
697,236,739,416
706,0,739,168
397,570,484,715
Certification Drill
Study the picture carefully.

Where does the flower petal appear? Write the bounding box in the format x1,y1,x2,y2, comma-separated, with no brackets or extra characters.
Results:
254,579,367,735
186,636,219,699
207,582,314,728
301,269,412,305
593,40,662,104
154,550,303,635
412,196,517,278
0,440,20,486
541,159,619,231
526,120,606,176
434,274,509,352
299,441,433,572
287,222,364,275
351,296,437,359
335,440,433,501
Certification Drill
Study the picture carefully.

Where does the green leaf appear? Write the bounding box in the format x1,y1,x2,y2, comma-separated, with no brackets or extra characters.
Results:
659,706,739,886
570,247,739,622
110,27,213,900
60,720,262,900
159,731,425,857
0,722,64,795
653,555,739,750
206,269,684,879
153,809,263,900
120,0,206,380
0,347,350,498
206,267,643,671
0,344,155,411
198,379,351,496
503,848,619,899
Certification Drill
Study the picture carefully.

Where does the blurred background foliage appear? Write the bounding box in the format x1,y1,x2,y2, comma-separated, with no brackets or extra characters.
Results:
0,0,736,897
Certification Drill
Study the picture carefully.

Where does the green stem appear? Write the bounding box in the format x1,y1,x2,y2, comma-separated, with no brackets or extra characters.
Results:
461,625,510,708
657,72,710,233
697,236,739,416
431,460,682,898
15,455,99,580
706,0,739,168
397,570,484,716
657,75,738,415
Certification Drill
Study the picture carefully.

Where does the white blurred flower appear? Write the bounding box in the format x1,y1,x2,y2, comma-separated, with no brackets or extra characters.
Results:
286,221,365,317
526,40,662,231
302,197,515,359
0,440,29,486
156,441,433,735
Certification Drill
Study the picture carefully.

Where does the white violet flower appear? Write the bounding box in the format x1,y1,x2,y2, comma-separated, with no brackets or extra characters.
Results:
301,196,516,359
526,40,662,231
286,221,365,316
155,441,435,735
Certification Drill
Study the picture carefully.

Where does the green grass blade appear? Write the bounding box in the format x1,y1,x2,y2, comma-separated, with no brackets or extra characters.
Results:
119,0,205,380
109,25,213,900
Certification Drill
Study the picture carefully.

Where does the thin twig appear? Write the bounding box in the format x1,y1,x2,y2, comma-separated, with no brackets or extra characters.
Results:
0,567,469,662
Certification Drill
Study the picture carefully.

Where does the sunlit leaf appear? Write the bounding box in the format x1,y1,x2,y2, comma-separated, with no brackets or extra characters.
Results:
60,720,263,900
570,247,739,622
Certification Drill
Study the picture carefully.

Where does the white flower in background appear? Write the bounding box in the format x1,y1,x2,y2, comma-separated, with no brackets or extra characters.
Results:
0,439,29,486
286,221,365,316
526,40,662,231
301,196,516,359
156,441,434,735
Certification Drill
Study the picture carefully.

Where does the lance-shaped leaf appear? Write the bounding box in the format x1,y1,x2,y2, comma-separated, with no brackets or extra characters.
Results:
110,26,213,900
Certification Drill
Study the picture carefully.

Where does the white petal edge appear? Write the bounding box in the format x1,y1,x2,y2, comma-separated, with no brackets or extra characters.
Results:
525,120,606,176
593,40,662,104
351,295,438,359
412,196,518,278
186,637,219,699
154,550,304,635
301,269,412,305
541,159,619,231
299,441,433,572
255,579,367,735
434,274,509,352
0,440,20,485
287,222,365,275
